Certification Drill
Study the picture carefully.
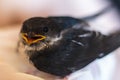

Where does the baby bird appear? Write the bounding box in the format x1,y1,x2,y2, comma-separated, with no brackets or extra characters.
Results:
17,16,120,78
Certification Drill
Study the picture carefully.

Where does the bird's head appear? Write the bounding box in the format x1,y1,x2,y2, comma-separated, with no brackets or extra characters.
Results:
20,17,62,52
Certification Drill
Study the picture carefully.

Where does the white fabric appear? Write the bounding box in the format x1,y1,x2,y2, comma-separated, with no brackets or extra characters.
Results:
68,48,120,80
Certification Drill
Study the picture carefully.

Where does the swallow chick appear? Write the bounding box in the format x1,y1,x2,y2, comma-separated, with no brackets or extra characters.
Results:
17,16,120,78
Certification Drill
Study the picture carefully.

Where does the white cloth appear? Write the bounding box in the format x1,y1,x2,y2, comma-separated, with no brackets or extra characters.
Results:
68,48,120,80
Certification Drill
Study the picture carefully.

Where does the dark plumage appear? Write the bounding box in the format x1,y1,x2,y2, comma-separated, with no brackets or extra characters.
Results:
18,16,120,77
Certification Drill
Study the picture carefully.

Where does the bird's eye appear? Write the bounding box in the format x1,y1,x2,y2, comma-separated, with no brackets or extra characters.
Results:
43,27,49,33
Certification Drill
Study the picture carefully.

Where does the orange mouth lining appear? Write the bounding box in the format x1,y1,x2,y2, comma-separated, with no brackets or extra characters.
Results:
21,33,46,44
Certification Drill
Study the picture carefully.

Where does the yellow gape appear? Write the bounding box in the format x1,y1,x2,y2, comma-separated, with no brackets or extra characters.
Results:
21,33,46,45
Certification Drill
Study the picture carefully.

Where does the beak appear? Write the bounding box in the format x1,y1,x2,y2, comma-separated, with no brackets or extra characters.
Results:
21,33,46,45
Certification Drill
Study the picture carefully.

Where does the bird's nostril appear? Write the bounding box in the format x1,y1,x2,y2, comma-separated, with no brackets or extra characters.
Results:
27,33,35,38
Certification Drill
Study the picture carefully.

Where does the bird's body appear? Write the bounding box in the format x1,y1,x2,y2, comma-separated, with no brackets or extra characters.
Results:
18,16,120,77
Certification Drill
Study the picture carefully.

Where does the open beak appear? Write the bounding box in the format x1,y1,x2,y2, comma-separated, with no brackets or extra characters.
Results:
21,33,46,45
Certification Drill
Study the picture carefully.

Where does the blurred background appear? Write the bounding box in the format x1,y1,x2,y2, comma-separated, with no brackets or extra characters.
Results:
0,0,119,29
0,0,120,80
